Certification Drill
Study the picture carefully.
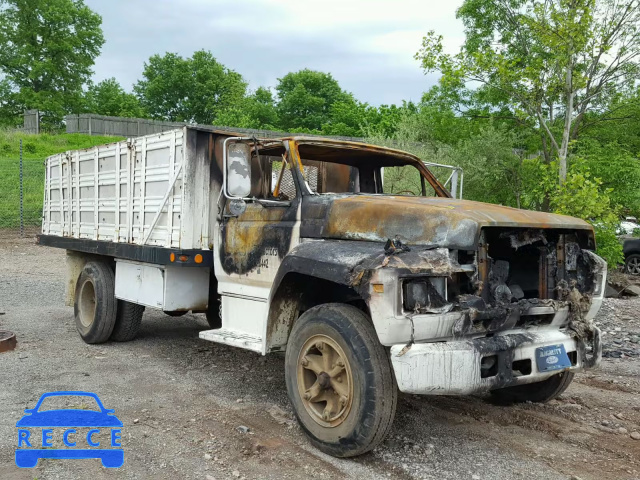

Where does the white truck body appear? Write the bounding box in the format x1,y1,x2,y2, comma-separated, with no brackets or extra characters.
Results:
39,126,605,449
39,126,607,456
42,128,210,250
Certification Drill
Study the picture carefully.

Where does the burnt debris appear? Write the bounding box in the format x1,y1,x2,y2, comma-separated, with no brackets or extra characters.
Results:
392,228,600,338
384,236,411,256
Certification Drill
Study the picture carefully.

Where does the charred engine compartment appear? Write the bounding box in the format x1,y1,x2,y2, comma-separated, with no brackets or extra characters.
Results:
401,228,600,337
477,228,596,304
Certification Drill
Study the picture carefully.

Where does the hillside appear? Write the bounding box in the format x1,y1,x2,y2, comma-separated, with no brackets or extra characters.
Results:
0,131,123,230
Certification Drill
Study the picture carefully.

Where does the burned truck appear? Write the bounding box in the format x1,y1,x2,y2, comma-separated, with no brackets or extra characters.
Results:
39,126,606,457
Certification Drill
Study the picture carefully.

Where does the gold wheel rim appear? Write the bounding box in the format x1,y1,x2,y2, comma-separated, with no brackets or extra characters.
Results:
297,334,354,428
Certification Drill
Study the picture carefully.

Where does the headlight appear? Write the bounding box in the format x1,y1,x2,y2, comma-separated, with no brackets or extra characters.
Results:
403,278,447,312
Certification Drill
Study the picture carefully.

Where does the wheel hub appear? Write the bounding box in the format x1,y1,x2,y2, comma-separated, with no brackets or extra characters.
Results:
317,371,332,390
297,334,353,427
78,280,96,328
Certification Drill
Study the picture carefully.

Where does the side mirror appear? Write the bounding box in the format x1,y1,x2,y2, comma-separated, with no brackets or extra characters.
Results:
225,140,251,198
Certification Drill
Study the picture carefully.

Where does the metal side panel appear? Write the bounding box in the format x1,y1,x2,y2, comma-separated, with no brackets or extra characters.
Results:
221,295,267,338
41,128,206,250
131,130,187,248
179,128,210,250
198,295,267,354
115,259,210,311
115,260,164,309
42,153,62,236
163,266,210,311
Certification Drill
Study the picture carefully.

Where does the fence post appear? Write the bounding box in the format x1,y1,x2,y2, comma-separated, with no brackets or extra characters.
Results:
19,139,24,237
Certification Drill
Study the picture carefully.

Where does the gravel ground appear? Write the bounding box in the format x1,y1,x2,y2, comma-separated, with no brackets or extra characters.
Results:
1,235,639,480
597,299,640,358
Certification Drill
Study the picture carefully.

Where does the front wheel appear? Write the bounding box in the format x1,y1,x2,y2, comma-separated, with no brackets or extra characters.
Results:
285,303,397,457
490,371,574,404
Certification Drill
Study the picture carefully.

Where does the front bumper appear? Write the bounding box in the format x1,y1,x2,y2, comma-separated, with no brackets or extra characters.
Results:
390,328,601,395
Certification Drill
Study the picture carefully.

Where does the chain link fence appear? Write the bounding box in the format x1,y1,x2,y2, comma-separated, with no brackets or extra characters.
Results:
0,138,44,240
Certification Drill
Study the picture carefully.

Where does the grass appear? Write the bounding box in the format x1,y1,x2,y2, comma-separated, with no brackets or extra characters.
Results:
0,130,123,228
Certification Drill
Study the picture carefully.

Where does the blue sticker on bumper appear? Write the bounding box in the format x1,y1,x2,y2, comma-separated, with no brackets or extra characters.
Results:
535,344,571,372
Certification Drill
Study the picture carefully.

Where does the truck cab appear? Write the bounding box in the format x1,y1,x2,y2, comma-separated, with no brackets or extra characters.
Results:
39,127,606,457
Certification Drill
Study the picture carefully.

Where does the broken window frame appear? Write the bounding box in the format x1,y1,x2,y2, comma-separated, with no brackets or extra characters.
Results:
289,139,452,198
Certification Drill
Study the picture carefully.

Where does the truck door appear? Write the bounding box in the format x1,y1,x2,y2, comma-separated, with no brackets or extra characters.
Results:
206,139,301,352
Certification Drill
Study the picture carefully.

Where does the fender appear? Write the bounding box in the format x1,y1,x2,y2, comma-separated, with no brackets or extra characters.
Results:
265,240,384,351
269,240,386,300
265,239,466,351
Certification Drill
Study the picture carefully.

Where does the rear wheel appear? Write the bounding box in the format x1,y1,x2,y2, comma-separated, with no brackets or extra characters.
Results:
285,303,397,457
74,261,117,344
625,254,640,275
110,301,145,342
205,299,222,329
490,371,574,404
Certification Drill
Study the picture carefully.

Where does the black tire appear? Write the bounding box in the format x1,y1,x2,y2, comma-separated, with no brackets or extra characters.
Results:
490,371,574,404
625,253,640,275
285,303,397,457
74,261,117,344
110,301,145,342
205,299,221,329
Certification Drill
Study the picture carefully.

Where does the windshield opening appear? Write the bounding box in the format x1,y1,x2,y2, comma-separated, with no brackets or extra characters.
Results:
296,143,439,197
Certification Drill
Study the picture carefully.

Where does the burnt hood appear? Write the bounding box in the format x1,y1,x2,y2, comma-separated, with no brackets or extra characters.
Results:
300,195,593,250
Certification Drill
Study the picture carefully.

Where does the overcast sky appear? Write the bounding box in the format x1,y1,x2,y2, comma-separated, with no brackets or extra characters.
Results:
85,0,465,106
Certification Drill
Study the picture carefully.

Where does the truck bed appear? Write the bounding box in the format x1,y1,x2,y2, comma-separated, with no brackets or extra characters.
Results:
41,128,211,251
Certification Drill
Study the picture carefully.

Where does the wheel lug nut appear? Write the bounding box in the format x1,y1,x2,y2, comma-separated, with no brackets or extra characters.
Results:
339,395,347,406
322,411,330,420
336,376,342,383
336,360,344,367
303,392,311,400
301,358,309,366
316,342,324,351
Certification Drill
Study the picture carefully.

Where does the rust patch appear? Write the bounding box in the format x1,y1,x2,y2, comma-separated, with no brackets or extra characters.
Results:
221,203,295,274
321,196,592,251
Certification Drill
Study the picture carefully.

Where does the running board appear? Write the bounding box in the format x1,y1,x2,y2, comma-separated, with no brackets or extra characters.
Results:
199,328,263,353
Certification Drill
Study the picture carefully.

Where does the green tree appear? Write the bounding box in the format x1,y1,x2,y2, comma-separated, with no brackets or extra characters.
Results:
573,139,640,215
245,87,279,129
550,165,623,266
0,77,20,127
84,78,144,118
321,98,369,137
321,100,408,138
213,87,279,130
449,127,528,207
416,0,640,184
580,86,640,153
134,50,247,124
394,87,483,149
0,0,104,124
275,69,352,131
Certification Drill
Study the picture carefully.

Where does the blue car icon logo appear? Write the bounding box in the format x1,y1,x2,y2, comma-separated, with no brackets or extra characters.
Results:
15,391,123,468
